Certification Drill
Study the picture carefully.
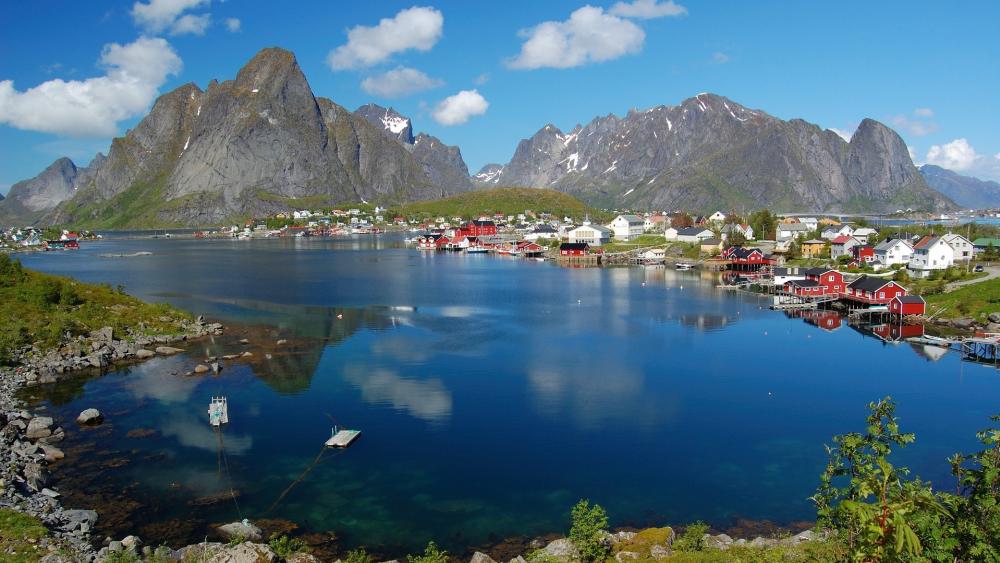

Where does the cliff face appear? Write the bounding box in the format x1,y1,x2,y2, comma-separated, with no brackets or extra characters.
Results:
6,47,471,228
0,158,82,225
483,93,953,213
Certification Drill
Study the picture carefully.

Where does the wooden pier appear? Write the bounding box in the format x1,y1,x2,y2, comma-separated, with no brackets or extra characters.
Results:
325,429,361,448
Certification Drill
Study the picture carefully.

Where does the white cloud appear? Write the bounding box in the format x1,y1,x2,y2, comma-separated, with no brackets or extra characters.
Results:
327,6,443,70
432,89,488,126
889,114,938,137
0,37,182,137
474,72,490,85
908,146,919,164
131,0,211,35
913,107,934,117
361,66,443,98
609,0,687,19
507,6,645,70
712,51,730,64
224,17,241,32
926,138,980,171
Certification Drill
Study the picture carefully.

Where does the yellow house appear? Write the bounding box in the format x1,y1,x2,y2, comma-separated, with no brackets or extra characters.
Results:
700,237,724,255
801,239,827,258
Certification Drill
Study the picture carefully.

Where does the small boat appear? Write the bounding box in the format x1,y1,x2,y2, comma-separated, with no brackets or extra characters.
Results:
675,262,695,270
325,425,361,448
208,397,229,427
466,247,488,254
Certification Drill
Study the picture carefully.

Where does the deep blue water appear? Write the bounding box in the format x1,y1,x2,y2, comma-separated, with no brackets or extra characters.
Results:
17,235,1000,553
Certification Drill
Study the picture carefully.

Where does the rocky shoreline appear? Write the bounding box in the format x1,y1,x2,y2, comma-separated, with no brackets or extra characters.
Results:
0,317,223,562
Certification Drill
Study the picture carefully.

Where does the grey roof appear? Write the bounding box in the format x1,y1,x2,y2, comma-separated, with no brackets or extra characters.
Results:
874,238,912,252
896,295,925,303
572,224,611,234
780,223,811,231
676,226,712,235
616,214,644,224
847,275,894,292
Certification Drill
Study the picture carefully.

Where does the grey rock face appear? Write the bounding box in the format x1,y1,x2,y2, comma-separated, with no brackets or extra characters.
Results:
473,163,505,184
36,47,472,228
921,164,1000,209
493,93,953,213
0,158,79,224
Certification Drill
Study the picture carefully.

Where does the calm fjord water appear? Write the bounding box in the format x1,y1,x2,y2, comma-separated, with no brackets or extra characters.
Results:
17,236,1000,552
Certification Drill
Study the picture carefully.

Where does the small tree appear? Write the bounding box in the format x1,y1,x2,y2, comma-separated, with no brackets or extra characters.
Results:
948,416,1000,561
408,542,448,563
569,499,610,562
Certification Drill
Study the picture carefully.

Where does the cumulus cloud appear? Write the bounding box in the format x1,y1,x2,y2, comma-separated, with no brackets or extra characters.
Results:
889,114,938,137
914,107,934,117
712,51,730,64
926,138,981,171
507,6,645,70
327,6,443,70
361,66,443,98
0,37,182,137
610,0,687,19
131,0,212,35
224,17,241,32
432,89,488,126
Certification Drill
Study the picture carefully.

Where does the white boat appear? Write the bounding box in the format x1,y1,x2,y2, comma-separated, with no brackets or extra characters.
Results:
208,397,229,427
466,247,488,253
675,262,695,270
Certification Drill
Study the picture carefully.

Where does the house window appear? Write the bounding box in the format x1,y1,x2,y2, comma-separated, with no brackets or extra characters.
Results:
879,291,885,299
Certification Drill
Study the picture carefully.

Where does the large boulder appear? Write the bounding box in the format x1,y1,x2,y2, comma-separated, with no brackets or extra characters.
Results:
76,408,103,425
217,521,263,542
26,416,54,439
470,553,497,563
541,539,579,562
135,349,155,359
155,346,184,356
988,312,1000,323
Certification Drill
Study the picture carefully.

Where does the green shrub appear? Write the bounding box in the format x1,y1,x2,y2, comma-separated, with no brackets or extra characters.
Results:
569,499,610,562
268,534,308,557
408,541,448,563
345,547,374,563
673,521,709,552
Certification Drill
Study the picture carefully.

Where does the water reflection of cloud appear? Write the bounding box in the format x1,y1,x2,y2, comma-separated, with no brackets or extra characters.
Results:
370,335,431,364
125,360,201,403
161,413,253,455
343,365,452,423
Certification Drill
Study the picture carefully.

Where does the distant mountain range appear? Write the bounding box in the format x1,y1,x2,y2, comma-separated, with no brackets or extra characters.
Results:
477,93,953,213
919,165,1000,210
0,48,473,228
0,47,979,228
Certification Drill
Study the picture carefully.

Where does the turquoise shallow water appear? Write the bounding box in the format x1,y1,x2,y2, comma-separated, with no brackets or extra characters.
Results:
17,235,1000,553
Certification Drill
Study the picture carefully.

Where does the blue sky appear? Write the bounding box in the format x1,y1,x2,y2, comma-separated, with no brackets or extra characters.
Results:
2,0,999,195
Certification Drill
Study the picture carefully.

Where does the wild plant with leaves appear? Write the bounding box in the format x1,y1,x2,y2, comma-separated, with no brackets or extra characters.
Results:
946,415,1000,561
811,397,949,561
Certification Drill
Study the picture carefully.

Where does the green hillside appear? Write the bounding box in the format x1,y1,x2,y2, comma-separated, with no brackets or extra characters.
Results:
390,187,609,222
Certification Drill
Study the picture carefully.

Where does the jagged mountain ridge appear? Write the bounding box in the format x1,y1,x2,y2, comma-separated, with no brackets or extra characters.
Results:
919,164,1000,209
0,157,89,225
0,47,472,228
481,93,953,213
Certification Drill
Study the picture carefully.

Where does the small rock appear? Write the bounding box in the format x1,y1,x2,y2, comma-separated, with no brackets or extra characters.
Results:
155,346,184,356
193,364,210,374
40,444,64,462
614,552,639,562
703,534,734,551
109,541,123,552
135,349,155,359
649,545,671,560
76,408,103,425
210,361,221,374
121,535,142,551
241,351,253,358
611,531,636,544
470,552,497,563
41,487,61,498
507,558,528,563
239,338,249,345
92,326,114,342
276,339,288,346
988,312,1000,323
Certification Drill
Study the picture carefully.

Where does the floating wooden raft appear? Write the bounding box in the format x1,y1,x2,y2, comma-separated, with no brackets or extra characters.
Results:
325,429,361,448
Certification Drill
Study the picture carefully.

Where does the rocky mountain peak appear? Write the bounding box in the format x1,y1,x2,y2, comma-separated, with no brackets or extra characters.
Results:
354,103,414,144
474,163,505,184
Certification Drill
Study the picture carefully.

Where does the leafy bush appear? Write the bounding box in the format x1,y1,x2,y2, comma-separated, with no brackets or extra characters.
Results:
345,547,374,563
948,416,1000,561
268,534,308,557
673,521,709,552
408,541,448,563
569,499,610,562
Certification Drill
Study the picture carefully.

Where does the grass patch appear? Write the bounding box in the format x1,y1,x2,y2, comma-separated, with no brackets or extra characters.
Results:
0,254,192,364
0,509,50,563
389,187,608,223
926,276,1000,320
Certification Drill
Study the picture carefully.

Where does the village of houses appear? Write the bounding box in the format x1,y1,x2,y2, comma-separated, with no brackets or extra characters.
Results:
5,207,999,330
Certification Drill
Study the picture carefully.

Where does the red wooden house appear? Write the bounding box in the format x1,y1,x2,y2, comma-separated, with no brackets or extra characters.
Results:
852,245,875,263
784,279,826,297
844,276,907,305
803,268,846,295
889,295,926,316
560,242,589,256
458,220,498,238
